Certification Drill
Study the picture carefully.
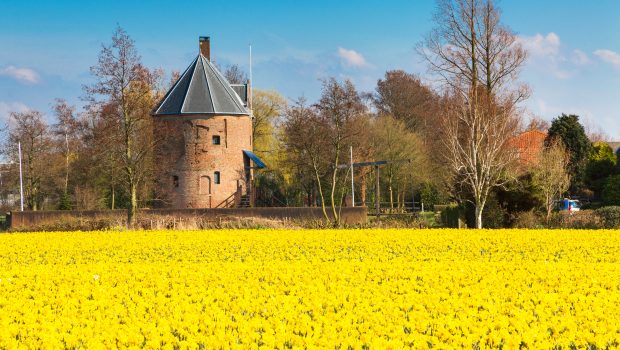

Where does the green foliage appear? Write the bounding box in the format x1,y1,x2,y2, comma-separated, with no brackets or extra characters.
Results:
586,142,617,197
589,142,617,165
255,172,288,207
481,194,508,229
595,206,620,229
57,192,72,210
546,114,592,193
496,173,543,222
462,192,507,228
602,175,620,206
419,182,447,211
101,186,131,210
439,204,461,228
371,115,430,210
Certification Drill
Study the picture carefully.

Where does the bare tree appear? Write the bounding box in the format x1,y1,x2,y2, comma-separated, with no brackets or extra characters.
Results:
223,64,248,85
315,78,366,225
583,119,609,143
374,70,441,134
282,98,331,221
533,138,570,221
5,111,53,210
85,26,159,226
351,114,374,207
525,115,550,132
283,80,368,223
420,0,527,228
51,99,87,209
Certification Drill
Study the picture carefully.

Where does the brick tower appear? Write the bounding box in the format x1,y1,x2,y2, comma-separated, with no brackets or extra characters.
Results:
152,37,264,208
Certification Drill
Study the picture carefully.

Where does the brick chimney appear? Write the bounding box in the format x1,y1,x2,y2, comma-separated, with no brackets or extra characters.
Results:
199,36,210,61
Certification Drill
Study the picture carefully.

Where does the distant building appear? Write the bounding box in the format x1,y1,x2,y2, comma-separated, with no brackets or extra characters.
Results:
151,37,265,209
607,141,620,154
510,129,547,169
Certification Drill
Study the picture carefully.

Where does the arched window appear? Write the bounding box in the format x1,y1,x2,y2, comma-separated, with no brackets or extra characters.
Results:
199,176,211,195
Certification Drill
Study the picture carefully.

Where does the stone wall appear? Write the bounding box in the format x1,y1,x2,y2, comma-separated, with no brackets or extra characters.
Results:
153,114,252,208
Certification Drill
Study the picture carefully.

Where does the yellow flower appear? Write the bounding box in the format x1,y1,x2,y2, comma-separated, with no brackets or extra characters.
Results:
0,228,619,348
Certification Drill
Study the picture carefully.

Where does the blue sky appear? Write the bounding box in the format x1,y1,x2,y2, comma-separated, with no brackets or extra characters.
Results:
1,0,620,138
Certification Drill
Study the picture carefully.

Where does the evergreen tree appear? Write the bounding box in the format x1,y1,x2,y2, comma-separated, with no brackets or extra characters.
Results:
586,142,617,198
546,114,592,194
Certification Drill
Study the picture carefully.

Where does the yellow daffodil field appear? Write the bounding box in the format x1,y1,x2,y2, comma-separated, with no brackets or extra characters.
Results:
1,229,620,349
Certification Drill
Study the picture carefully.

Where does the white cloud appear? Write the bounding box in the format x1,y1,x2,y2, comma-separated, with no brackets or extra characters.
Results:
337,47,371,68
517,32,561,58
594,49,620,69
0,102,31,126
0,65,39,84
517,32,584,79
571,49,590,65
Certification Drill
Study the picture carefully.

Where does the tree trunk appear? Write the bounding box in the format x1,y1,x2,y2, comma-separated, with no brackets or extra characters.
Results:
475,205,483,229
128,180,137,228
312,162,330,222
330,152,340,225
64,132,70,195
360,173,367,206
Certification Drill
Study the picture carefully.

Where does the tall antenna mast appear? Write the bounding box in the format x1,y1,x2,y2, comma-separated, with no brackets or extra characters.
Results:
249,44,253,110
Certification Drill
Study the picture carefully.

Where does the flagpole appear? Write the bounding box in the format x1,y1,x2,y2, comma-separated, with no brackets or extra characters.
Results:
350,145,355,207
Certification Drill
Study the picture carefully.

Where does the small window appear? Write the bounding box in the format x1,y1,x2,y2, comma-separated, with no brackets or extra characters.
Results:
173,175,179,188
212,135,221,145
214,171,221,184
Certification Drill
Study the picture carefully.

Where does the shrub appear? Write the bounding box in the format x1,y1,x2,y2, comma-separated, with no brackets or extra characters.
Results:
595,206,620,229
419,182,448,211
482,194,508,228
547,210,600,229
12,218,120,232
439,205,462,228
365,214,429,229
602,175,620,206
512,211,544,229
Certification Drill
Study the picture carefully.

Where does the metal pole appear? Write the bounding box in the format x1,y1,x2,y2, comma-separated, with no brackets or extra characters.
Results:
411,180,415,212
375,165,380,217
249,44,253,109
350,146,354,207
18,141,24,211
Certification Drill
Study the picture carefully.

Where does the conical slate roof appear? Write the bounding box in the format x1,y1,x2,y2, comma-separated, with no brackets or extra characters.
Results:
153,54,249,116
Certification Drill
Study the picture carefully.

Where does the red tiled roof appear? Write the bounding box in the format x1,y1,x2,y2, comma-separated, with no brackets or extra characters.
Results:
510,130,547,168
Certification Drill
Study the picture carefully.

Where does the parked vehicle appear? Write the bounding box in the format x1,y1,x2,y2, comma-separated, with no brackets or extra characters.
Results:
558,198,581,212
